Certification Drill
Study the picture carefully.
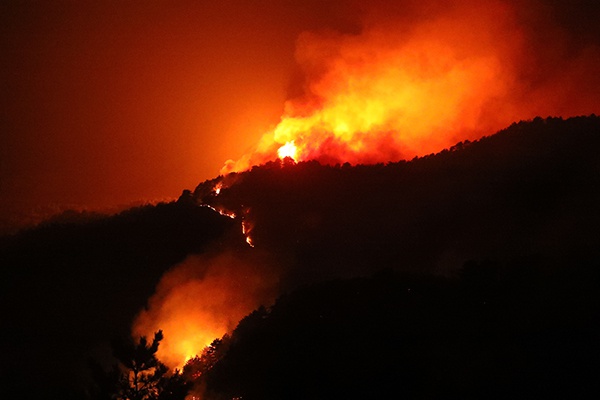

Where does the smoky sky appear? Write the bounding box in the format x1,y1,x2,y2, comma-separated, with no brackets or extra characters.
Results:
1,0,599,233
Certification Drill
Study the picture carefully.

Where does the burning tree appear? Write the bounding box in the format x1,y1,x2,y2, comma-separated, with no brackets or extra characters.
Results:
180,336,231,400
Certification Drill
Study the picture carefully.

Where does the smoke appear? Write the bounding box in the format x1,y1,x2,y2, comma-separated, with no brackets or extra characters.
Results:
131,250,280,368
223,0,600,173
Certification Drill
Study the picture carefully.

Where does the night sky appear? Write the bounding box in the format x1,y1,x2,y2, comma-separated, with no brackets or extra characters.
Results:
0,1,357,230
2,0,600,233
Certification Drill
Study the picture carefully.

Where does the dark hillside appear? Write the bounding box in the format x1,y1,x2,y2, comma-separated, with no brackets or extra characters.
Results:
0,201,240,399
196,116,600,284
202,263,600,399
2,115,599,399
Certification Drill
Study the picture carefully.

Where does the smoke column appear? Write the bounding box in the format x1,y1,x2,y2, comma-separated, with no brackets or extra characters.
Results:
223,0,600,172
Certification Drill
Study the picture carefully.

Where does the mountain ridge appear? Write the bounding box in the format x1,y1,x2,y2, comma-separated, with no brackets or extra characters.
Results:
193,115,600,284
2,114,599,399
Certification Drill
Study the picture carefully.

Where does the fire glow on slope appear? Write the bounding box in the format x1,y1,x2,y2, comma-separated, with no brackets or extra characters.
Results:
132,252,278,368
222,0,600,173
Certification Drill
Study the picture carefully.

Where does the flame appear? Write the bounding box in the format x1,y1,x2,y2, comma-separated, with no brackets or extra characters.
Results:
223,25,509,174
213,182,222,195
220,0,586,174
241,208,255,247
277,140,298,161
222,3,519,173
201,204,236,219
132,252,278,368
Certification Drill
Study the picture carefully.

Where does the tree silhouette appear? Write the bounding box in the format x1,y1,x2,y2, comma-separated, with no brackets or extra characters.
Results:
90,330,190,400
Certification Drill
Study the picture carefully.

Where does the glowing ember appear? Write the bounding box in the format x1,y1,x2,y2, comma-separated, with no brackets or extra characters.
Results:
201,204,236,219
277,140,298,161
241,219,255,247
213,182,222,195
201,196,254,247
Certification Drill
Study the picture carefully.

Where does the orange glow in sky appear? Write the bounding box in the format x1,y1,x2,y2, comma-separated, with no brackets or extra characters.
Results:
2,1,600,233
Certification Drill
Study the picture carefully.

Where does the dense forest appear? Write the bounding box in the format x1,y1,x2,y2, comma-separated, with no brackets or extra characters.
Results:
196,115,600,284
197,263,600,399
2,115,599,399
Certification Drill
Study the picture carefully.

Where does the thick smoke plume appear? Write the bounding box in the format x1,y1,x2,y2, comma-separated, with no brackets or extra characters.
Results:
223,0,600,172
132,250,279,368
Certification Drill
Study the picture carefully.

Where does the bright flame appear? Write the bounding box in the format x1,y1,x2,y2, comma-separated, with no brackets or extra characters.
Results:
277,141,298,161
241,213,255,247
201,204,236,219
219,1,567,174
213,182,222,195
132,252,278,368
224,30,507,173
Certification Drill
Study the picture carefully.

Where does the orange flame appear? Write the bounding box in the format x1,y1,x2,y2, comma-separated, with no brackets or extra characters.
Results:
222,4,518,172
220,1,576,174
277,141,298,161
132,252,278,368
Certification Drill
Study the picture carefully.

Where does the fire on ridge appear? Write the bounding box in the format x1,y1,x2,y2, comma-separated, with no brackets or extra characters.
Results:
222,0,600,174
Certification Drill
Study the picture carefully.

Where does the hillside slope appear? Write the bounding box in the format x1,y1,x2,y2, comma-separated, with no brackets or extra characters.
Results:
201,265,600,399
2,115,599,399
0,201,240,399
196,115,600,285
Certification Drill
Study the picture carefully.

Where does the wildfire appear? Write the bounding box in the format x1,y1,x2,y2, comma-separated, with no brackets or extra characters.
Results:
202,201,256,247
132,252,278,369
277,140,298,161
201,204,236,219
213,182,222,195
220,1,534,174
241,210,255,247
